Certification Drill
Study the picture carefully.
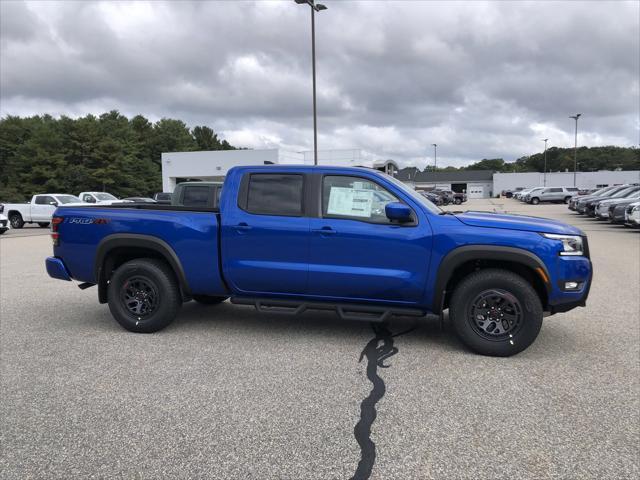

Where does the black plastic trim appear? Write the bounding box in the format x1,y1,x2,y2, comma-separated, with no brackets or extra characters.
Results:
95,234,191,303
432,245,551,314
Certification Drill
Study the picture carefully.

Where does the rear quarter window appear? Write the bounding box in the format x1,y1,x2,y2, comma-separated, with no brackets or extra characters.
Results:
245,174,304,216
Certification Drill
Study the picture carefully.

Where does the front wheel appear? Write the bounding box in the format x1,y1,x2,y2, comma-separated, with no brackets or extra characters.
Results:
531,197,540,205
107,258,181,333
9,213,24,229
192,295,228,305
449,269,543,357
454,198,462,205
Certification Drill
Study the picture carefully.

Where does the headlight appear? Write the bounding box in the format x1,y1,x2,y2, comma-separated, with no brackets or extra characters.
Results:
542,233,584,256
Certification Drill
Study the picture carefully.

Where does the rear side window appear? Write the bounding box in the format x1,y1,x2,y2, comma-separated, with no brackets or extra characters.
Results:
246,174,303,216
550,188,563,193
182,186,211,207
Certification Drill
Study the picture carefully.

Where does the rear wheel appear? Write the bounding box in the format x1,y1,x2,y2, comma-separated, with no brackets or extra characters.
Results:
531,197,540,205
192,295,228,305
563,197,571,204
9,213,24,229
107,258,181,333
449,269,543,357
454,198,462,205
38,222,50,228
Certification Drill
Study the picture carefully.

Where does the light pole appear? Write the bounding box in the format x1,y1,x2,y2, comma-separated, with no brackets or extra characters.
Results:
569,113,581,186
295,0,327,166
432,143,437,171
542,138,548,186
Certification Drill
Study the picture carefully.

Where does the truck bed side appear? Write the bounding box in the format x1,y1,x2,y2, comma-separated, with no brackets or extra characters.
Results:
53,206,227,297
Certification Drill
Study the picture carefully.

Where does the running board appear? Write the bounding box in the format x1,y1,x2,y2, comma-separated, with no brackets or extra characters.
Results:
230,297,425,323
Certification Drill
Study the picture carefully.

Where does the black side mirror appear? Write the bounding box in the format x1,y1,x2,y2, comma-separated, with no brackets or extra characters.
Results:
385,202,413,223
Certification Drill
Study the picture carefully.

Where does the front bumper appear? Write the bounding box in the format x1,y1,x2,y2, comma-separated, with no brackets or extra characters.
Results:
46,256,72,281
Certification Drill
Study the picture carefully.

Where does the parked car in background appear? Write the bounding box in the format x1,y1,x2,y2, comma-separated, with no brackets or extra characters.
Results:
577,188,597,196
523,187,544,203
609,197,640,224
419,191,443,206
514,187,537,200
0,213,9,234
569,186,618,211
171,182,223,209
503,187,524,198
123,197,156,203
1,194,82,229
78,192,125,205
583,185,640,217
624,202,640,228
527,187,579,205
153,192,172,204
574,185,630,214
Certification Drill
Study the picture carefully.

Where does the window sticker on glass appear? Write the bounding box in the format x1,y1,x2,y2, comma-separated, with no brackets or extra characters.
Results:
327,187,374,218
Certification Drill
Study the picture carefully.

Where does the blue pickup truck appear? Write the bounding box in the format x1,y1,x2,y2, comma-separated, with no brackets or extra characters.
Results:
45,165,592,356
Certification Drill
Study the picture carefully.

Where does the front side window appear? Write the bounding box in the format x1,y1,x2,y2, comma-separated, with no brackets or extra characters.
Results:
94,193,117,201
323,175,399,223
246,174,303,216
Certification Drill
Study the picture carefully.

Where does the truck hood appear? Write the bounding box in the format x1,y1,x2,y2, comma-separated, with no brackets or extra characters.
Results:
456,211,583,235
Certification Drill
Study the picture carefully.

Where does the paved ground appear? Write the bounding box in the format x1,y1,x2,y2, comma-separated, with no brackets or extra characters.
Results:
0,223,51,239
1,199,638,479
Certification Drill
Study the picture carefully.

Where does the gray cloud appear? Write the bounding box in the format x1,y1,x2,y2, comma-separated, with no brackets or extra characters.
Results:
1,0,638,168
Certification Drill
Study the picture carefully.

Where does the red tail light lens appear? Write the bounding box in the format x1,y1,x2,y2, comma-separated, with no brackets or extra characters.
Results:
51,216,63,245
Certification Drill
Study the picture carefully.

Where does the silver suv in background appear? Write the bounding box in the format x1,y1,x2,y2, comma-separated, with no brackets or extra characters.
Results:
528,187,579,205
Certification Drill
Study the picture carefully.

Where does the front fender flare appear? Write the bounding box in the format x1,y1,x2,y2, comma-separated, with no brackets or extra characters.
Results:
432,245,550,314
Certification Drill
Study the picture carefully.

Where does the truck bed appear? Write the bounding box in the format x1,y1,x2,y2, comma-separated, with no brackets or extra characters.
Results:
54,205,226,297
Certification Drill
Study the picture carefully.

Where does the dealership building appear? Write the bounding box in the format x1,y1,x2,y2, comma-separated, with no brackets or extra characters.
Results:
161,149,639,197
161,149,398,192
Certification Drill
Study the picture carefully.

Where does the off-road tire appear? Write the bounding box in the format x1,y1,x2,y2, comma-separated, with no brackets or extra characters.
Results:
449,268,543,357
192,295,228,305
107,258,181,333
38,222,50,228
9,213,24,229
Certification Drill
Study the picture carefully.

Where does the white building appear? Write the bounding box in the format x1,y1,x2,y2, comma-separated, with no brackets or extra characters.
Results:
161,149,398,192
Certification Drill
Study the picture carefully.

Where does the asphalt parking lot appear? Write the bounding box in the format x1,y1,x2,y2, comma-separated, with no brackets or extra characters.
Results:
1,199,638,479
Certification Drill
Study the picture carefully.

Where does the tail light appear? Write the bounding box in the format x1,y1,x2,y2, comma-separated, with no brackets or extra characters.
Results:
51,216,63,246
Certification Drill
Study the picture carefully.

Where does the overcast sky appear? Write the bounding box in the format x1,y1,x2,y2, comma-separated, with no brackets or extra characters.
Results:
1,0,638,168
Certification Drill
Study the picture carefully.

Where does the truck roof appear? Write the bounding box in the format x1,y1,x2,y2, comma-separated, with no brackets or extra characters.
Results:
228,165,384,175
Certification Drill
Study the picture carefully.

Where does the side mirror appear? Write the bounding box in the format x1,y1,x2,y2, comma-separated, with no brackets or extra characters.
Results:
385,202,413,223
49,201,58,206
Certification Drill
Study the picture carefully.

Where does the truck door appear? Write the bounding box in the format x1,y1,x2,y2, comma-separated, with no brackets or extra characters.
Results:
307,174,431,305
221,173,310,295
32,195,57,222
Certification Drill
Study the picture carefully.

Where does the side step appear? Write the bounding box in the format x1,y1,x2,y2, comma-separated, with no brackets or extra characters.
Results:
230,297,425,323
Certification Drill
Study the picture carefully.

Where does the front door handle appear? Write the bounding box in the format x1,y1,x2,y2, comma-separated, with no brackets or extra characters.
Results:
312,226,336,235
235,222,252,233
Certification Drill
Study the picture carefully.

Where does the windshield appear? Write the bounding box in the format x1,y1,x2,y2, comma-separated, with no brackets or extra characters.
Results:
385,175,442,214
94,193,117,201
56,195,82,204
612,187,640,198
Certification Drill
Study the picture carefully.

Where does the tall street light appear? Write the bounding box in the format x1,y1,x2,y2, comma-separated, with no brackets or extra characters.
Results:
542,138,548,187
432,143,437,171
295,0,327,166
569,113,581,186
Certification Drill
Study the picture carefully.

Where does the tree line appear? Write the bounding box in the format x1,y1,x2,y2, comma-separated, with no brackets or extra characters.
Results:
1,111,638,203
0,111,237,202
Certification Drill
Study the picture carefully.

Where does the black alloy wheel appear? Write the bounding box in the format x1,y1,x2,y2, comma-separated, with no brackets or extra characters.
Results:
120,276,160,318
469,289,523,340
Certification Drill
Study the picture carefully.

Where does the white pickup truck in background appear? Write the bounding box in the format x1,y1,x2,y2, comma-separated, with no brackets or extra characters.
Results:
1,194,83,229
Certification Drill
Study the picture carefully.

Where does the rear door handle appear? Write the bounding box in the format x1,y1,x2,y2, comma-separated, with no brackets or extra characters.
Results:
312,227,336,235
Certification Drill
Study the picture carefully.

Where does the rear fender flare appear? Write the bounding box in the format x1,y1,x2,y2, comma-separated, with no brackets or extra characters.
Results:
432,245,550,314
95,234,191,303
